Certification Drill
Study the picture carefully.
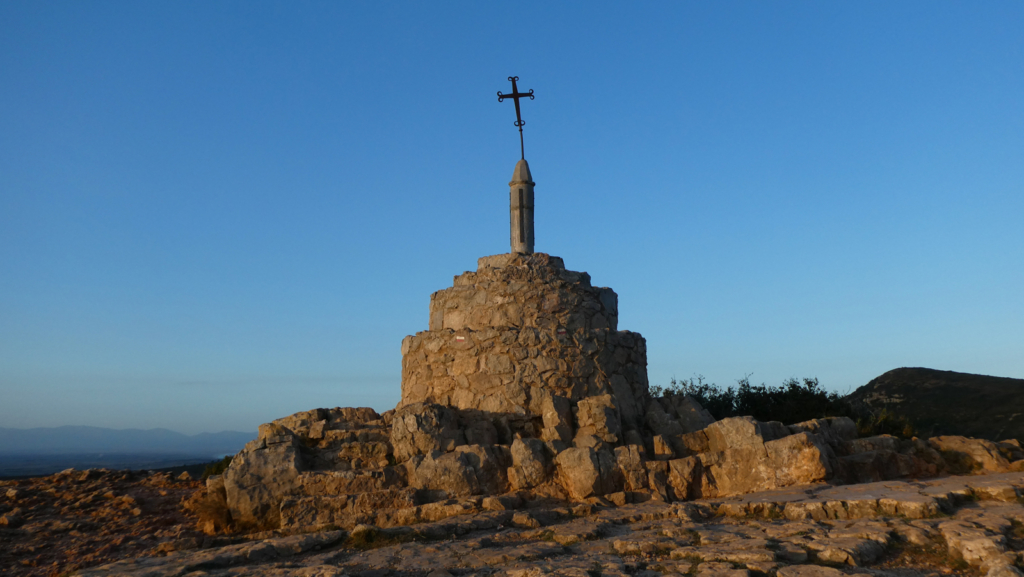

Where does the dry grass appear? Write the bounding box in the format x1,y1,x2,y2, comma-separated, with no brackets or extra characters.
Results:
183,490,233,534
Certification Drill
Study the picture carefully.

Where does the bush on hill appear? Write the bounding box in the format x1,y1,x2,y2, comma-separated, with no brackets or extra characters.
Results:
855,408,917,439
652,375,918,437
653,375,855,424
201,455,233,480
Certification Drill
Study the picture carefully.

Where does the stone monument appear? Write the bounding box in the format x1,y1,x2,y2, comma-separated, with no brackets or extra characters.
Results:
400,161,653,449
216,78,965,533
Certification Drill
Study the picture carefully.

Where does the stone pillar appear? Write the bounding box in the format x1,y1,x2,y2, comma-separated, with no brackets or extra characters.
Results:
509,159,535,254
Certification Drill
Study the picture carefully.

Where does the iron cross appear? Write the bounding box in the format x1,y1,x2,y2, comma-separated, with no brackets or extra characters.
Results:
497,76,535,159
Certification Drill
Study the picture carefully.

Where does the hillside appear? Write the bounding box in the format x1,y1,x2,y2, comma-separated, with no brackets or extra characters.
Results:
847,367,1024,441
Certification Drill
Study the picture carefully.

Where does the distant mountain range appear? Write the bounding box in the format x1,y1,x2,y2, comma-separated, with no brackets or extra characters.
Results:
0,426,256,477
0,426,254,457
846,367,1024,441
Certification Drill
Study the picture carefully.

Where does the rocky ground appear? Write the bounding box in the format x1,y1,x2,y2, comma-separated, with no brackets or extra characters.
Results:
48,471,1024,577
0,468,210,577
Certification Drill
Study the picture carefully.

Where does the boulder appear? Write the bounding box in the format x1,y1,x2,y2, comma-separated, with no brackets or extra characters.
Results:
508,438,552,490
575,394,621,444
671,430,711,456
789,416,857,454
224,434,306,529
206,475,227,501
261,407,382,441
699,445,776,497
555,446,620,500
997,439,1024,462
452,444,511,495
652,435,675,460
463,416,499,446
407,444,510,496
847,434,901,454
903,437,945,475
665,395,716,432
614,444,648,492
406,452,480,496
533,390,574,443
390,403,465,462
697,424,831,497
646,399,685,437
930,436,1011,473
667,456,704,500
644,461,671,501
836,450,907,484
704,416,789,453
766,431,832,487
260,408,328,440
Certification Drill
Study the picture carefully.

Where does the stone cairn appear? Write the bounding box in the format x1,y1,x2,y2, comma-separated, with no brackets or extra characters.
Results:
215,162,1023,534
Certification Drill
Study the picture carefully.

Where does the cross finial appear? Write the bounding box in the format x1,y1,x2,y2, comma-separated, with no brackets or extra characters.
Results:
497,76,535,159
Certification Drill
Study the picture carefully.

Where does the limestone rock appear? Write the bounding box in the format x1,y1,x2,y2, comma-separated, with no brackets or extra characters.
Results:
697,423,830,498
390,403,464,462
575,394,621,444
664,394,716,432
555,446,620,500
930,436,1011,473
652,435,675,460
788,416,857,453
704,416,790,453
645,460,671,501
836,450,907,484
206,474,227,501
259,408,328,440
766,431,832,486
407,444,510,497
777,566,870,577
462,414,500,446
645,399,685,437
672,429,711,456
667,456,704,500
262,407,381,442
508,438,552,490
847,434,901,454
938,519,1008,567
224,433,306,529
533,390,573,443
614,444,648,492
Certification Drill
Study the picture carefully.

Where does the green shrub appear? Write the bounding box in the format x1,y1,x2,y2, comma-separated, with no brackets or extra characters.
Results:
202,455,233,480
654,375,855,424
654,374,928,438
855,408,917,439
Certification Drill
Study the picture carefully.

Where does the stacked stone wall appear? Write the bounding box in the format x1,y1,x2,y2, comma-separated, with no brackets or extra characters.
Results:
400,325,648,433
401,253,647,437
428,253,618,334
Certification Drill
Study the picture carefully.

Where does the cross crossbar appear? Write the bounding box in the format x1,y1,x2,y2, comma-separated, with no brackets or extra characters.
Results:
497,76,535,158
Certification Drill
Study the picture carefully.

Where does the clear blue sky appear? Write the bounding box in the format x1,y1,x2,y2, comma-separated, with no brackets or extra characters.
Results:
2,2,1022,434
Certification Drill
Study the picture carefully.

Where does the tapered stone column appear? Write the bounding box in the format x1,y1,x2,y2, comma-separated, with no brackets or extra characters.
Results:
509,159,535,254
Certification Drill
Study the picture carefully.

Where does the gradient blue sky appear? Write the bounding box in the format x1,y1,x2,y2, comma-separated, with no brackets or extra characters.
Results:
2,2,1022,434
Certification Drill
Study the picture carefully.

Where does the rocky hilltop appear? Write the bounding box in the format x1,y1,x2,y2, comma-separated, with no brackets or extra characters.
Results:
74,471,1024,577
8,254,1024,577
213,255,1024,536
848,367,1024,441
